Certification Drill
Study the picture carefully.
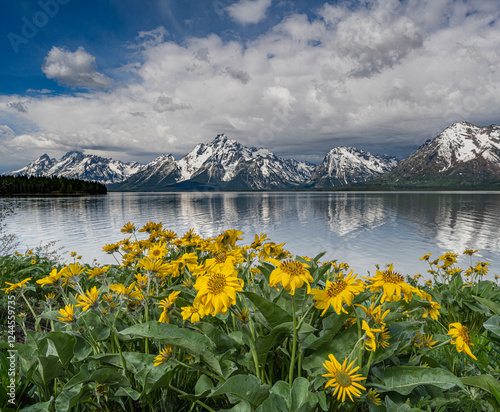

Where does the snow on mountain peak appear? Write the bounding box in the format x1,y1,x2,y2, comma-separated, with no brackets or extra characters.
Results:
435,122,500,171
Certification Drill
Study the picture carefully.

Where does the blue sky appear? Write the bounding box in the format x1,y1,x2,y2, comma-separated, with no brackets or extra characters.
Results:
1,0,500,172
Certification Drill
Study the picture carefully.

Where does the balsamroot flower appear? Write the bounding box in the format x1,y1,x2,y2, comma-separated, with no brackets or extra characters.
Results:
193,267,243,316
323,354,366,402
2,277,31,294
58,304,76,322
154,345,173,366
311,271,365,315
448,322,477,360
365,264,417,303
76,286,101,311
181,302,206,323
268,258,313,295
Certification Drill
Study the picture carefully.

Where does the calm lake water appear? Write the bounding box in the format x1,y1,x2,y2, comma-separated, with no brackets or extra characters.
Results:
3,191,500,279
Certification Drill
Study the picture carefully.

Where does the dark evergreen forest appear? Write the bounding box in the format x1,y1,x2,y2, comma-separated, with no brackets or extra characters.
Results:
0,175,107,195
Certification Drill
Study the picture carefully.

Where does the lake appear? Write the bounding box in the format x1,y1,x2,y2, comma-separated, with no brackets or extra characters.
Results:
3,191,500,279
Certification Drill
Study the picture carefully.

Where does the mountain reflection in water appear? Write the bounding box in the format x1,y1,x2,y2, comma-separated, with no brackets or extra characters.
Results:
4,191,500,278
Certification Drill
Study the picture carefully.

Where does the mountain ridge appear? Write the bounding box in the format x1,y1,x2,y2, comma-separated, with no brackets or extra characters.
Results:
6,121,499,190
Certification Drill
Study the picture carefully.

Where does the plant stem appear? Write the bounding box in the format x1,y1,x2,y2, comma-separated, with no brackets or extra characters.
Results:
289,294,298,388
168,384,217,412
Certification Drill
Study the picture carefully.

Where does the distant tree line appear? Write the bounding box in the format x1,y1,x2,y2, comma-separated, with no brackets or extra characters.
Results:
0,175,107,195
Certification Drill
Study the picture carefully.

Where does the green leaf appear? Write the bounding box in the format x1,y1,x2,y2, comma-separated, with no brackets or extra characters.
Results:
195,374,214,396
19,398,53,412
242,291,292,328
302,325,357,371
119,321,222,376
38,355,66,384
461,375,500,396
54,383,84,412
255,393,289,412
44,332,75,369
209,374,270,409
114,387,141,401
376,366,464,396
484,315,500,338
302,311,350,351
291,377,317,411
220,401,252,412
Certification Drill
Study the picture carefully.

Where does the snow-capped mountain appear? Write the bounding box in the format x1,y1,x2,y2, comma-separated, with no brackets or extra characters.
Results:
9,151,143,184
378,121,500,188
305,147,398,188
115,134,316,191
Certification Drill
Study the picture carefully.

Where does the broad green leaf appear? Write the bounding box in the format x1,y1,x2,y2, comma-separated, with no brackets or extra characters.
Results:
44,332,75,369
291,377,317,411
302,326,357,371
194,321,240,354
484,316,500,338
255,393,289,412
114,387,141,401
220,401,252,412
19,398,53,412
38,355,65,384
119,321,222,376
242,291,292,328
73,336,92,361
302,311,350,351
209,374,270,408
195,374,214,396
54,383,84,412
377,366,464,395
460,375,500,396
384,395,424,412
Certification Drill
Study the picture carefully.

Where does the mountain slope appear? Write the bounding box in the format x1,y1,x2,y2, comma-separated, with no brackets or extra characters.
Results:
9,151,143,185
305,147,398,188
112,134,316,191
368,121,500,189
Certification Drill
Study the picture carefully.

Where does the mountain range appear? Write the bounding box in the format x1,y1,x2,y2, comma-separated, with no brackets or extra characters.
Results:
7,121,500,190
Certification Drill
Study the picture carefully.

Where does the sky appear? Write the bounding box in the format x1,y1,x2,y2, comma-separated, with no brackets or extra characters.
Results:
1,0,500,173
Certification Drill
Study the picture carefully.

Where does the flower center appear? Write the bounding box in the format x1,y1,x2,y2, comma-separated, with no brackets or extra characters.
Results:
381,270,404,283
280,260,304,277
326,280,347,298
152,249,161,256
215,253,227,263
460,326,472,345
208,274,226,294
334,370,352,387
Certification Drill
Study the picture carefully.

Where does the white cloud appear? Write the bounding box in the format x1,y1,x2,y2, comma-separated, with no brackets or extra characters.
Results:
42,46,112,90
1,0,500,171
226,0,272,25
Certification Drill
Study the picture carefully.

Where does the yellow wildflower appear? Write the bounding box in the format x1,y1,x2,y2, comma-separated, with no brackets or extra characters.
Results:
75,286,100,312
154,345,173,366
2,277,31,294
268,258,312,295
181,302,205,323
193,267,243,316
448,323,477,360
323,354,366,402
58,304,76,322
311,271,364,316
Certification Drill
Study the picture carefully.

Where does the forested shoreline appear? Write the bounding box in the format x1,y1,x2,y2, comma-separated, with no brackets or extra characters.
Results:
0,175,107,195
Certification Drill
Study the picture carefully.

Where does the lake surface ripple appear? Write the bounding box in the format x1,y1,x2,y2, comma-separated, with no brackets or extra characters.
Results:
4,191,500,278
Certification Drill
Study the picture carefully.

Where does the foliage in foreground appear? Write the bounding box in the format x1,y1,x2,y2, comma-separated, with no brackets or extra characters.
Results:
1,224,500,412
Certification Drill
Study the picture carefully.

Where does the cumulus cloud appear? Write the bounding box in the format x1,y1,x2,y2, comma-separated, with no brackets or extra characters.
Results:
224,66,251,84
7,101,28,113
153,95,192,112
226,0,272,25
42,46,112,89
1,0,500,170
